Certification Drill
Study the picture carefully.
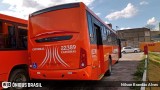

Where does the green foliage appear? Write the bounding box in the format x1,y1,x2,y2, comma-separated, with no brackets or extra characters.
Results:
131,58,145,90
133,59,145,81
149,52,160,62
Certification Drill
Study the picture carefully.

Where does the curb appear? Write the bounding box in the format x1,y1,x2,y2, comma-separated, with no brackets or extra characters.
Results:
140,55,148,90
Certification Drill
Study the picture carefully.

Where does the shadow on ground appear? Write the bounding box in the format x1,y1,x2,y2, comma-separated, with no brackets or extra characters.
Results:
28,60,141,90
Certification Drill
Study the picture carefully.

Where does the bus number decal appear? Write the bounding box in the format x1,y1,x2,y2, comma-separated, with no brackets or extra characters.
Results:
61,45,76,54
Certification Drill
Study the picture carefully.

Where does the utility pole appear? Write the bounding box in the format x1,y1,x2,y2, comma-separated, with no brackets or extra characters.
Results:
159,22,160,31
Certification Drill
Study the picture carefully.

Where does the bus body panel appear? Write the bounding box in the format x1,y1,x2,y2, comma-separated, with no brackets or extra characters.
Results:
29,7,84,70
0,14,28,83
0,14,27,25
29,66,97,80
0,51,28,81
111,45,119,64
29,2,120,80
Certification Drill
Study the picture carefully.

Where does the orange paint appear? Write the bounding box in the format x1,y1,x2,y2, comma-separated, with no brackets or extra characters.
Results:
0,14,28,83
28,2,120,80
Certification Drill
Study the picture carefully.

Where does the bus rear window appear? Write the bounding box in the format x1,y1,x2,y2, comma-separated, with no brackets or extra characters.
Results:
35,35,72,43
29,7,81,38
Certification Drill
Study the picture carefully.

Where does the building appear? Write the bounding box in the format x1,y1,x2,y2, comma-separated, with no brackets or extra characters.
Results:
150,31,160,41
117,27,160,48
117,28,151,48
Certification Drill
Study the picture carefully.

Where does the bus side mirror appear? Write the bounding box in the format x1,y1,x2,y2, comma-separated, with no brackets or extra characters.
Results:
118,39,121,46
118,39,122,58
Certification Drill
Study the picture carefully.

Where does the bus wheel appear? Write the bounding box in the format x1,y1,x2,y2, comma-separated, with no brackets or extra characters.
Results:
105,58,112,76
9,69,29,90
116,60,119,64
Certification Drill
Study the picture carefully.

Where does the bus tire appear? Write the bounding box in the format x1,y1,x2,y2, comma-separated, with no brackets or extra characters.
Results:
105,58,112,76
9,69,29,90
116,60,119,64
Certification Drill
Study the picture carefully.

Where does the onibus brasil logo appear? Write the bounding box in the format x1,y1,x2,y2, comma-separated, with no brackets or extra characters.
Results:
2,81,42,89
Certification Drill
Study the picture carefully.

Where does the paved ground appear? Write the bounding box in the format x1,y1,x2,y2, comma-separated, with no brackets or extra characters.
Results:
29,52,144,90
101,52,144,90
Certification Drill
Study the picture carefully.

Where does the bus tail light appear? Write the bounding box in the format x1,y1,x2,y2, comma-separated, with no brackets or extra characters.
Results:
79,48,87,69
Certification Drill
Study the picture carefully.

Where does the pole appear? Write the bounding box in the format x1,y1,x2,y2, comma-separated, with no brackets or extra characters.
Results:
141,45,148,90
159,22,160,31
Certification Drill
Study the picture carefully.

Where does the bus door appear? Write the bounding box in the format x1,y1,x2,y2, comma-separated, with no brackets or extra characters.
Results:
93,24,104,76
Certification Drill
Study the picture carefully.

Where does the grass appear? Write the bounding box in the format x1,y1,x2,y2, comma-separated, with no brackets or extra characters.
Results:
148,52,160,65
149,52,160,61
131,57,145,90
133,58,145,81
146,52,160,90
132,52,160,90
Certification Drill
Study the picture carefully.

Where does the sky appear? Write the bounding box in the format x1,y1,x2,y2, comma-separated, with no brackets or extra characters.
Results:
0,0,159,30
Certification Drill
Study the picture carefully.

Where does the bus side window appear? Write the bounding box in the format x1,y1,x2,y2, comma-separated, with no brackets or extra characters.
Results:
8,26,16,48
107,30,111,44
87,12,94,43
112,34,117,45
110,32,115,45
93,23,102,45
0,21,3,48
17,28,27,49
0,21,2,33
101,26,107,44
0,22,27,50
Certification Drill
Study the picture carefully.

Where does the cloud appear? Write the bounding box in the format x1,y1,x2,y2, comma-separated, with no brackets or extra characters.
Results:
147,17,158,25
105,3,138,20
22,0,46,9
89,7,94,10
105,21,109,24
140,1,149,5
0,0,95,19
0,0,37,19
120,27,131,30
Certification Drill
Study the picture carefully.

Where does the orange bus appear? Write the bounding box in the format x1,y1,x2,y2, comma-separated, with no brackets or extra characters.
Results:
0,14,29,89
28,2,121,80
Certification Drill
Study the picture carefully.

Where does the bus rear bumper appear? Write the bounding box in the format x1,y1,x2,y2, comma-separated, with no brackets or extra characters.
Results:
29,66,95,80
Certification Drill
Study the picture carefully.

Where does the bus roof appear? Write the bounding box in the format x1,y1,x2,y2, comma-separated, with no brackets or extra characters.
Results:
0,13,27,25
30,2,116,34
30,2,80,17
